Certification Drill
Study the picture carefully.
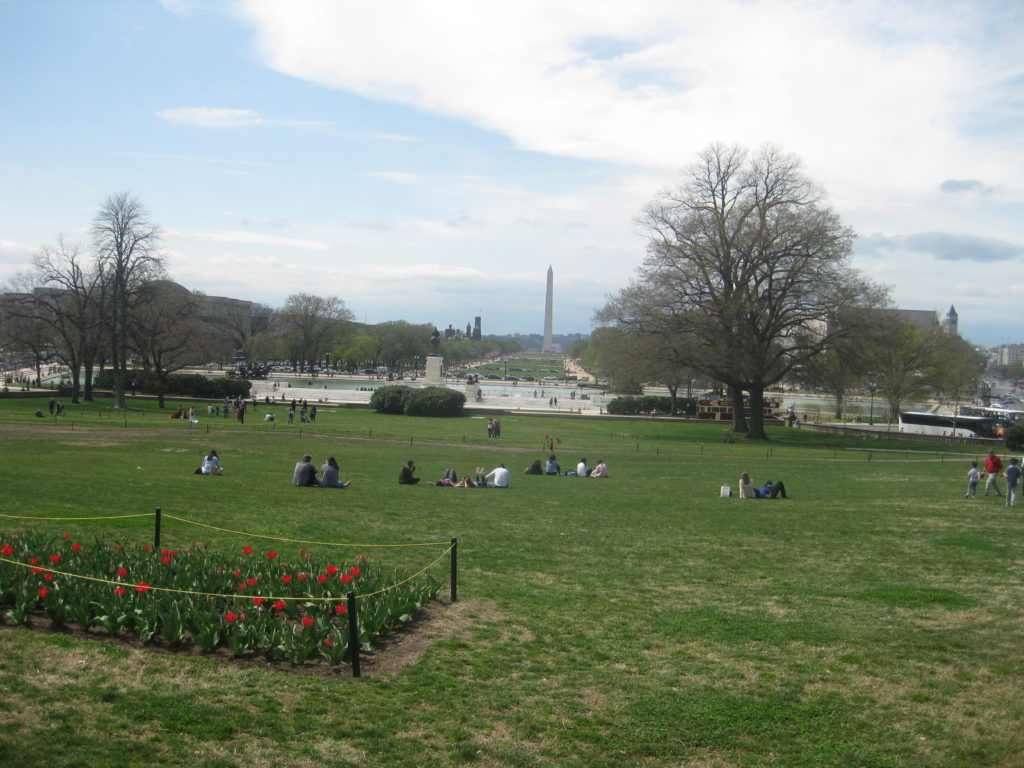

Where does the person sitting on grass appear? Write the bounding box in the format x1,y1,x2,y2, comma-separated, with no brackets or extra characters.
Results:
484,463,510,488
757,479,788,499
738,472,757,498
320,456,351,488
201,449,223,475
590,460,609,478
738,473,788,498
523,459,543,475
544,454,561,475
399,460,420,485
293,454,318,486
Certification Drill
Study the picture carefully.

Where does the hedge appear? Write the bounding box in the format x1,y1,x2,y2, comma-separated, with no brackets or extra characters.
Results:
369,385,465,417
606,395,695,416
93,371,251,399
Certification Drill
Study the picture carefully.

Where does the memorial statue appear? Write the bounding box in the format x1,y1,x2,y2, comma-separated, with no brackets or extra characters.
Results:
430,327,441,355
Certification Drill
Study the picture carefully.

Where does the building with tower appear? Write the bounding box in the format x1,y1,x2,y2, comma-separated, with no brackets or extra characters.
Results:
943,306,958,337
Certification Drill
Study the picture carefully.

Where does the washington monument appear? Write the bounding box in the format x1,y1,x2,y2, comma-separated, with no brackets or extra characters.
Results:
542,265,554,353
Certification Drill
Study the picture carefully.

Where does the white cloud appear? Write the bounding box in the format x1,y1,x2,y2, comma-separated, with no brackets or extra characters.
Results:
165,229,329,250
238,1,1022,195
157,107,268,128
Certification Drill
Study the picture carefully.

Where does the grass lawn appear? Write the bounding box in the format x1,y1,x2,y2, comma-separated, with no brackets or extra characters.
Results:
1,395,1022,767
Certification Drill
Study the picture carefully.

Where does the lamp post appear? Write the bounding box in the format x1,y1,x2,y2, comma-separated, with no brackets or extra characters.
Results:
868,381,875,426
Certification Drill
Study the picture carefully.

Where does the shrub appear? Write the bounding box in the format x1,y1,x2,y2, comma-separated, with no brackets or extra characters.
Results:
1005,423,1024,451
369,385,410,414
403,387,466,417
93,371,251,399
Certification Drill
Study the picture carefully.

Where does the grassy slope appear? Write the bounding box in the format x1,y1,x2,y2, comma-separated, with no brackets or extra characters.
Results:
0,396,1021,768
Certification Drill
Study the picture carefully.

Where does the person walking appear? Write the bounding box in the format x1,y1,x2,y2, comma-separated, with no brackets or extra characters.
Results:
984,450,1003,497
1004,457,1021,508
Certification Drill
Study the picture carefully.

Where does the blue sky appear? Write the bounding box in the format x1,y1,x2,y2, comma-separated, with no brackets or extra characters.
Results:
1,0,1022,345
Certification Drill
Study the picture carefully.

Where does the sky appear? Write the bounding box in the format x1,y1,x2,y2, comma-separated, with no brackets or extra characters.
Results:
1,0,1022,346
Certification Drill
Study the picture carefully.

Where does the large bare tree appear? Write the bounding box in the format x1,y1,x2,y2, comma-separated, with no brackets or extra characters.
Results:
93,193,165,408
278,293,354,371
606,143,883,439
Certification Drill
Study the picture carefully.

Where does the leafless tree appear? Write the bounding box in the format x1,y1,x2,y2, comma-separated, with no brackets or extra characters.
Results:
278,293,354,371
607,143,883,439
93,193,165,408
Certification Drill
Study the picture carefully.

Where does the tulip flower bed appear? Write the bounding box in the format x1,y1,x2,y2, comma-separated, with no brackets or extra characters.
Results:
0,531,442,666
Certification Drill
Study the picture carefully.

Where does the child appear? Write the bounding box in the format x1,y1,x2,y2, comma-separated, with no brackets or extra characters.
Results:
966,461,981,499
1003,457,1021,508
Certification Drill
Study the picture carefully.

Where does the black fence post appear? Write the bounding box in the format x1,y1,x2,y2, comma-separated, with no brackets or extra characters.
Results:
450,537,458,602
347,590,360,678
154,507,162,550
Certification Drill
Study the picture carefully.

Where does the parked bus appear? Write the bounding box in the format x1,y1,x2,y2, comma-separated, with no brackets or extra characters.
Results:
898,411,997,438
959,405,1024,437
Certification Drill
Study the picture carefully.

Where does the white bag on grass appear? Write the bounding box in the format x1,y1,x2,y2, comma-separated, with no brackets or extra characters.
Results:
720,484,731,498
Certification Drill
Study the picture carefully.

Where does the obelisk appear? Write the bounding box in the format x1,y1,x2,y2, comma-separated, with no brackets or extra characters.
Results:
542,266,554,353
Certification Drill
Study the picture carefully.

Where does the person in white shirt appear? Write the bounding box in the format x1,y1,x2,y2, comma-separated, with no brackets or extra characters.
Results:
201,449,223,475
576,458,589,477
485,464,510,488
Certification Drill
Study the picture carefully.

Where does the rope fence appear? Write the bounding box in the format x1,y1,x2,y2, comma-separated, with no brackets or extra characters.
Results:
1,508,459,677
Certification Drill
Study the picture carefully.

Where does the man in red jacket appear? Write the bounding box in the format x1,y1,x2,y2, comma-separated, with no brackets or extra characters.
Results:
984,450,1003,497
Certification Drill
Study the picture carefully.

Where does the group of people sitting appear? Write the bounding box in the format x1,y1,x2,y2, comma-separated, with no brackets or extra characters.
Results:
522,455,609,477
737,472,788,499
293,454,352,488
401,460,512,488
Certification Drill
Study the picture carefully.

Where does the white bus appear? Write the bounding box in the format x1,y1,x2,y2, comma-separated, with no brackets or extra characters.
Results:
898,412,997,438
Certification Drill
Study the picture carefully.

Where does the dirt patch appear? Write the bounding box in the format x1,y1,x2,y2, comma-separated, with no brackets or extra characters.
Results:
0,596,496,679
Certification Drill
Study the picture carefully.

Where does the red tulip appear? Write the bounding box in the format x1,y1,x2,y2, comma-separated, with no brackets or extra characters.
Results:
225,612,238,623
117,567,128,577
334,604,347,615
317,574,328,584
301,616,314,627
349,567,361,576
114,586,125,597
266,550,278,559
326,565,339,575
252,597,264,606
1,544,13,556
49,554,60,563
272,600,286,611
38,587,49,598
135,582,149,593
71,542,81,552
281,574,292,584
341,574,352,584
242,546,253,555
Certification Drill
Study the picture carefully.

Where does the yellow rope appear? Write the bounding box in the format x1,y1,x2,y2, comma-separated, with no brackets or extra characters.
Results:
0,544,453,603
161,513,450,548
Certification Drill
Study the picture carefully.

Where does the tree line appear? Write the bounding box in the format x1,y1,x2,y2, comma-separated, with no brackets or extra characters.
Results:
572,144,985,439
0,193,519,407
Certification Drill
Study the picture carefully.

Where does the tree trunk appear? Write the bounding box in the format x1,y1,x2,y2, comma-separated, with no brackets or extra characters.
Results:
833,393,844,420
667,384,679,415
728,381,748,433
69,361,82,404
746,386,768,440
83,360,95,401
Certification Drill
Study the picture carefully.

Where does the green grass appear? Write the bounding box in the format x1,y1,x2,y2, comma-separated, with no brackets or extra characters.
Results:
1,395,1022,767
